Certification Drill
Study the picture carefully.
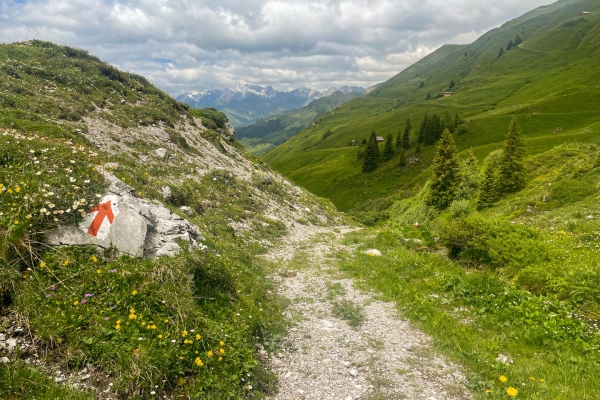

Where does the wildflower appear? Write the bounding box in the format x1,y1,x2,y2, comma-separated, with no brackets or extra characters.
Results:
506,387,518,397
485,389,492,394
129,313,137,320
50,285,55,291
115,324,121,330
91,255,98,263
15,187,20,193
81,299,87,304
499,375,508,383
158,334,163,339
539,379,545,382
195,357,204,367
46,294,51,298
7,188,12,194
196,334,201,340
207,350,213,358
73,300,78,305
219,348,225,355
220,340,224,346
109,269,117,273
182,330,188,337
62,260,69,266
529,377,535,381
84,293,93,297
14,221,18,225
96,269,102,274
131,290,138,295
218,356,222,361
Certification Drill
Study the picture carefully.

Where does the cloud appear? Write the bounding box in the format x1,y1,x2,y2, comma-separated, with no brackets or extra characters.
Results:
0,0,551,94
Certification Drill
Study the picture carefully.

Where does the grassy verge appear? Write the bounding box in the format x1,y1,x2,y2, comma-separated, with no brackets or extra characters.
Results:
340,229,600,399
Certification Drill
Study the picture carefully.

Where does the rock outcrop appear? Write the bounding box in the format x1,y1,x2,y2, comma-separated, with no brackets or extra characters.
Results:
45,172,204,258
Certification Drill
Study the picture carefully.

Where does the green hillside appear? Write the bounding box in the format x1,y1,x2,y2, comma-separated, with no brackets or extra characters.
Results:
264,0,600,211
237,90,363,155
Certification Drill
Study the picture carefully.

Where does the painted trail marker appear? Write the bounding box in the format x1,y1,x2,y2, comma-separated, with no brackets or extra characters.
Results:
79,195,120,240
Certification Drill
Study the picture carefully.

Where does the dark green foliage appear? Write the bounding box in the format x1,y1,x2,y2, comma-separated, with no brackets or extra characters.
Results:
455,150,480,201
506,40,514,51
362,131,380,173
476,150,502,209
454,113,461,129
550,177,597,204
382,133,395,162
426,92,431,100
449,79,456,89
190,108,228,130
419,81,425,89
414,142,422,154
498,47,505,58
395,128,403,150
397,147,407,167
419,113,444,145
322,129,333,141
426,130,460,210
402,117,411,149
498,117,525,194
514,34,523,47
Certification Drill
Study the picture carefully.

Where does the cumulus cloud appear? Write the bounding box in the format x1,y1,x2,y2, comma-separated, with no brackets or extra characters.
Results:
0,0,551,94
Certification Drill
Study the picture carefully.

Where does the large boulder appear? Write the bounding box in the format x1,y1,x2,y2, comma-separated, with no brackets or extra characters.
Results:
45,172,204,258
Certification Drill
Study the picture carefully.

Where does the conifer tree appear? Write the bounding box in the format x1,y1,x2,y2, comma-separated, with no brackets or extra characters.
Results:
403,118,411,149
395,128,403,150
362,131,380,173
397,147,407,167
455,149,480,201
477,161,499,209
498,117,525,193
382,133,395,162
418,115,428,144
514,34,523,47
426,130,460,210
419,81,425,89
449,79,455,89
415,142,422,154
426,92,432,100
498,47,505,58
454,113,461,129
506,40,514,51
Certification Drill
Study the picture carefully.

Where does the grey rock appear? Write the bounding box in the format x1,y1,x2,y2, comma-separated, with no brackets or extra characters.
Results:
155,148,169,160
103,162,120,171
0,333,5,341
0,357,9,363
6,338,16,352
45,172,203,258
160,186,172,201
349,368,358,377
180,206,194,216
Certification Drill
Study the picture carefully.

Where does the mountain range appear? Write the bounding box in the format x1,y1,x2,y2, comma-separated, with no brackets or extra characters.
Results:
177,84,364,128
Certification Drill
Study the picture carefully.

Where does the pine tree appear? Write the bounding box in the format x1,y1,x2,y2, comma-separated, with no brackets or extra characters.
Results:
498,47,505,58
477,161,499,209
454,113,461,129
415,142,422,154
419,81,425,89
455,149,480,201
449,79,455,89
418,115,428,144
382,133,395,162
426,92,431,100
426,130,461,210
506,40,514,51
362,131,380,173
403,118,411,149
397,147,407,167
395,128,403,149
498,117,525,193
514,34,523,47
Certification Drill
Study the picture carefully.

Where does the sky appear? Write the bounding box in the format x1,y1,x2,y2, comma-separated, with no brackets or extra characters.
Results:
0,0,552,95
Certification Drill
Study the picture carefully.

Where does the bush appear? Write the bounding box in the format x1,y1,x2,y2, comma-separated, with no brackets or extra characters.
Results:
550,178,596,204
448,199,474,219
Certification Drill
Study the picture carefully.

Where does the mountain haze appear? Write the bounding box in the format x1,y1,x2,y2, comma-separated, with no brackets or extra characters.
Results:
177,84,363,128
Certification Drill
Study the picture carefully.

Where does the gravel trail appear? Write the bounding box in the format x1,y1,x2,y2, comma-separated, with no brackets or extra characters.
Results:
263,226,472,400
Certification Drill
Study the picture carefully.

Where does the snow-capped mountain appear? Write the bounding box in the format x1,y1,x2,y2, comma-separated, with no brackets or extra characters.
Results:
177,84,363,127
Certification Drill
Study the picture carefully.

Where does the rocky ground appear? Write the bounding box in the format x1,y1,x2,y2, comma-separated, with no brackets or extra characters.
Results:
262,226,473,400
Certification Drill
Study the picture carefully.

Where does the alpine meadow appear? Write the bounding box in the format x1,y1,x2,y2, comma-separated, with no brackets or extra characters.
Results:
1,0,600,399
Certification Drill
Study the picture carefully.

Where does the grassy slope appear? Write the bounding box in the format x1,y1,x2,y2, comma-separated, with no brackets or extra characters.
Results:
0,41,337,399
264,0,600,211
237,90,363,155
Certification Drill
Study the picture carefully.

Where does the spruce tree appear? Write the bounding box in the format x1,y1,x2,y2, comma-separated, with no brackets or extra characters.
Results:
362,131,380,173
498,117,525,193
426,92,432,100
454,113,461,129
455,149,480,201
418,115,428,144
506,40,514,51
415,142,422,154
382,133,395,162
449,79,455,89
498,47,505,58
514,34,523,47
477,161,499,209
397,147,407,167
403,118,411,149
426,130,460,210
419,81,425,89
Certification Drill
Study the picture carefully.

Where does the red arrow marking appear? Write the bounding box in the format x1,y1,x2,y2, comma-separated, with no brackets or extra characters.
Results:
87,200,115,237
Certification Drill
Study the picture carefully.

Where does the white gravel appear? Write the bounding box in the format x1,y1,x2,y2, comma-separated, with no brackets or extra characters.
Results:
264,227,473,400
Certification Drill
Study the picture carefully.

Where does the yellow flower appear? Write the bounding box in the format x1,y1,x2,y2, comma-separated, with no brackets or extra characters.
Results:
141,322,146,326
7,188,12,194
96,269,102,274
539,379,545,382
218,356,222,361
219,348,225,355
131,290,138,295
506,387,518,397
207,350,213,358
485,389,492,394
158,334,163,339
73,300,78,305
62,260,69,266
182,330,188,338
91,255,98,263
115,324,121,330
219,340,224,346
195,357,204,367
39,262,46,268
499,375,508,383
529,376,535,381
195,334,201,340
129,313,137,320
15,187,21,193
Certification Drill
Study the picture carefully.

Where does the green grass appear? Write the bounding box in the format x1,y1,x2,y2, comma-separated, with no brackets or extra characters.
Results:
263,0,600,211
